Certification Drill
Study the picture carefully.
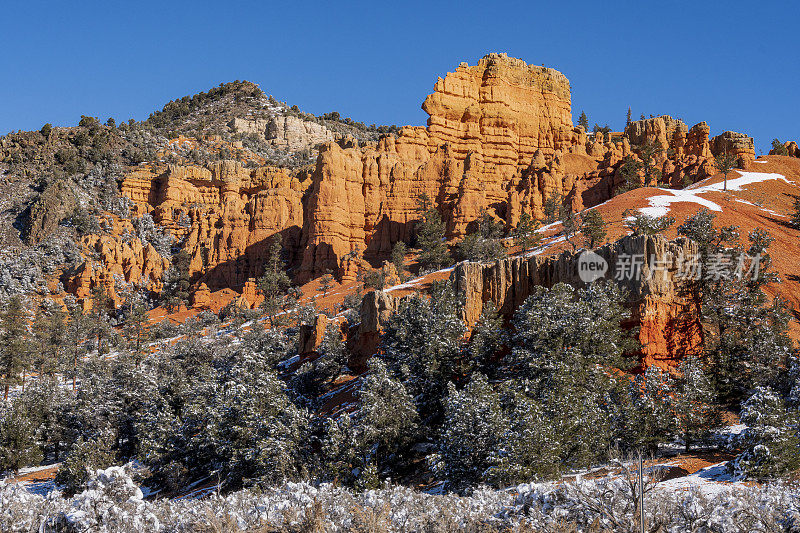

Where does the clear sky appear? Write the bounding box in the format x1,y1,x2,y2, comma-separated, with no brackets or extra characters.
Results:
2,1,798,154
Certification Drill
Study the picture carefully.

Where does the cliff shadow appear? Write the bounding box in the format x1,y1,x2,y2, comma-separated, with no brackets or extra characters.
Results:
196,225,302,292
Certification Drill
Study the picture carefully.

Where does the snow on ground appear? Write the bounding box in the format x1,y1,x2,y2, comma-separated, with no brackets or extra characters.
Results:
385,265,455,293
656,462,742,497
639,170,791,218
685,170,790,193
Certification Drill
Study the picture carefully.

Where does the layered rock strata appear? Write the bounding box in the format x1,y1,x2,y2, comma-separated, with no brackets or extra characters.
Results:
450,234,702,368
298,53,581,280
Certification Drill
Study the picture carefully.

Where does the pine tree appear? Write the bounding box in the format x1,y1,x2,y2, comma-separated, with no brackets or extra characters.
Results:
509,282,634,388
0,296,31,400
356,359,418,467
771,138,789,156
618,367,676,454
0,402,42,475
122,290,151,362
390,241,408,281
469,302,508,380
791,197,800,229
31,301,66,378
732,387,800,479
456,209,505,262
257,238,293,326
415,193,451,271
511,212,540,252
88,284,115,355
54,435,115,495
619,142,662,192
543,192,562,224
161,249,191,311
578,111,589,131
714,151,739,191
560,205,578,251
673,356,721,452
438,374,508,487
580,209,607,248
382,281,466,421
678,212,791,400
317,271,334,298
626,107,632,128
64,296,89,392
623,210,675,236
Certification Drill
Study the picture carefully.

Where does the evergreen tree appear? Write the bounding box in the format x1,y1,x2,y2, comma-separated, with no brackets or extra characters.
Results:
673,356,721,452
623,210,675,236
31,300,66,378
580,209,607,248
469,302,508,380
617,367,676,455
415,193,451,271
64,296,89,392
257,238,293,326
791,197,800,229
438,374,507,488
390,241,408,281
54,435,115,495
0,402,42,474
560,205,578,250
543,192,562,224
732,387,800,479
488,384,562,485
382,281,466,421
291,323,348,407
456,209,505,262
363,269,387,290
578,111,589,131
505,282,634,469
121,290,151,362
511,212,540,251
771,138,789,156
161,249,191,311
714,151,739,191
679,212,791,400
317,271,334,298
0,296,31,400
88,284,115,355
355,359,418,469
619,142,662,191
509,282,634,386
626,107,632,128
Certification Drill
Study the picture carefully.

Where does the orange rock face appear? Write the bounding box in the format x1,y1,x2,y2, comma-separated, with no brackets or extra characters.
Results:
451,234,703,369
121,161,305,290
298,53,582,280
66,235,169,305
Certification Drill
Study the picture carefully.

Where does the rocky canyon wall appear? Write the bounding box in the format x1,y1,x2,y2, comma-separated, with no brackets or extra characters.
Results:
298,53,586,280
450,234,703,369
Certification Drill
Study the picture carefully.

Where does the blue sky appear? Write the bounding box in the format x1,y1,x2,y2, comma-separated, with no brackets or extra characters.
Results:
2,1,798,154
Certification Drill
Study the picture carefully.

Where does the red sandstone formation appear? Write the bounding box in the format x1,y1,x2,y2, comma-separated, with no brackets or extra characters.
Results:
122,161,305,290
450,234,703,370
298,53,586,280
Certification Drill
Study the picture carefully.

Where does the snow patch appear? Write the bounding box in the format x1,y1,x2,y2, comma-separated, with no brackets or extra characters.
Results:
639,171,791,218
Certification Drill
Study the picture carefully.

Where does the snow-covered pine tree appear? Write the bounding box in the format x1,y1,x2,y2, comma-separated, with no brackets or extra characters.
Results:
469,302,508,381
382,281,466,421
0,402,42,475
356,359,418,466
673,355,721,452
438,374,507,488
732,387,800,479
616,366,676,454
0,295,32,400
